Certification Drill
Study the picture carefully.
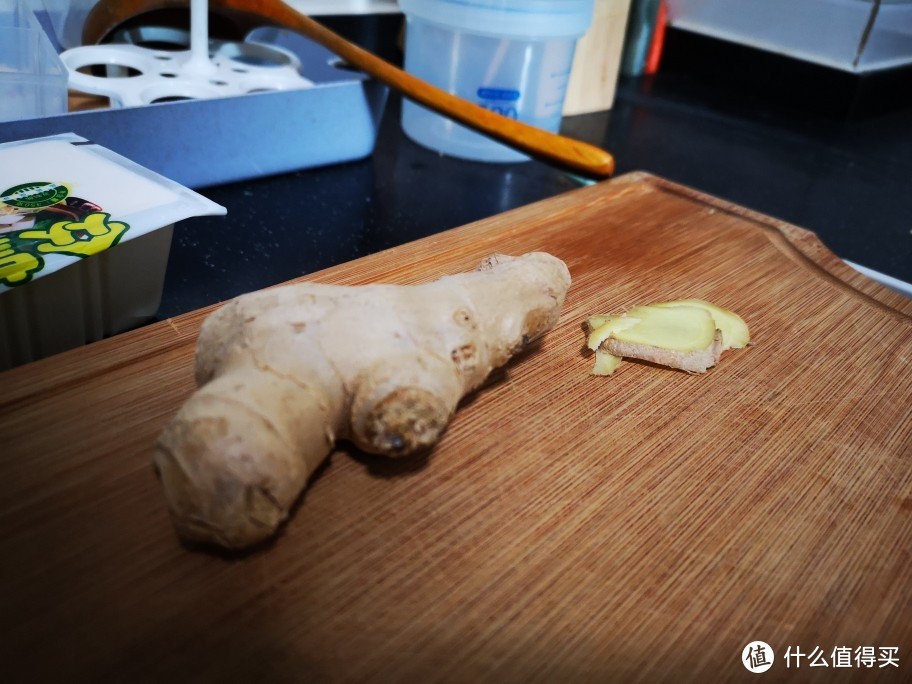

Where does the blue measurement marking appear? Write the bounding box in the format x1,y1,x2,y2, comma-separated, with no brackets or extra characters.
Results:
476,87,520,101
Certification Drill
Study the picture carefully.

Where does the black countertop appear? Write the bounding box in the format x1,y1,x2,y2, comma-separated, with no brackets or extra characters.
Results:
156,21,912,320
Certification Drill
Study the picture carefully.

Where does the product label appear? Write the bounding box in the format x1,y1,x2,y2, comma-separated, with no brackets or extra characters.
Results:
476,87,520,119
0,186,129,288
1,182,69,209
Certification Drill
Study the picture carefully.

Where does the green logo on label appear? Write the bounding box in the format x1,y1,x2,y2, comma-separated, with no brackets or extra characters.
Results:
1,182,69,209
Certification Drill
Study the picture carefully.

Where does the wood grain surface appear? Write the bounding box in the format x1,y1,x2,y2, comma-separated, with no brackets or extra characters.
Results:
2,173,910,683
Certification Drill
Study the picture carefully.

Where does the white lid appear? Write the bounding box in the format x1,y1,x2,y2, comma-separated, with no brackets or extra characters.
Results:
399,0,594,38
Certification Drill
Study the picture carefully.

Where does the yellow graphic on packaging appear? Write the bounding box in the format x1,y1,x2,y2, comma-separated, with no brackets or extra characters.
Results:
0,238,42,286
0,211,130,288
20,212,128,256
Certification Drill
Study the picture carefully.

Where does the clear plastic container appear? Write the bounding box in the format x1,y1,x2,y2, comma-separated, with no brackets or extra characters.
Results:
400,0,594,162
667,0,912,73
0,0,68,123
38,0,98,50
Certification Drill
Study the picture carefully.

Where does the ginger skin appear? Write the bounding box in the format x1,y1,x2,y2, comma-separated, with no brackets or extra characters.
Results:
154,253,571,549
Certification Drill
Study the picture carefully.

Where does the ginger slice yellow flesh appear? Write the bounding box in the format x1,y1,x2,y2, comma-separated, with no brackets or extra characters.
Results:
586,315,640,351
154,252,571,550
651,299,750,349
592,348,624,376
611,305,716,352
585,300,748,375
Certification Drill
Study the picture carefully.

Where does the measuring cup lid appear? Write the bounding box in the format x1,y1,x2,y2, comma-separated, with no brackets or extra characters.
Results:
400,0,594,38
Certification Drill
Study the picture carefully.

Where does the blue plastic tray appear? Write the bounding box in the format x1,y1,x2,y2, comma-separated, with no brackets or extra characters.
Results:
0,28,389,189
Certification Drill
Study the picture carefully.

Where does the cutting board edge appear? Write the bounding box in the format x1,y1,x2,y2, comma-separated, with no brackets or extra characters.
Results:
635,173,912,320
274,170,912,321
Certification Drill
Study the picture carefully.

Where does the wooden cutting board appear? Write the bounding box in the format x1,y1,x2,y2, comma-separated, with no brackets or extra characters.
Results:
2,173,910,683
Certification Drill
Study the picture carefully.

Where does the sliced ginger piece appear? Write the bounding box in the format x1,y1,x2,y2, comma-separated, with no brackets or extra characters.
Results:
606,305,720,373
585,300,748,375
651,299,750,349
612,305,716,352
586,314,611,331
605,328,722,373
586,315,639,376
586,315,640,350
592,348,624,376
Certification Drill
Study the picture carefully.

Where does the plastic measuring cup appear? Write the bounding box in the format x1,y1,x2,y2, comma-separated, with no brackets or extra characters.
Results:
399,0,594,163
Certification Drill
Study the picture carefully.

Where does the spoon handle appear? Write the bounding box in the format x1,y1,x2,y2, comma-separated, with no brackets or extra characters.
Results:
250,0,615,179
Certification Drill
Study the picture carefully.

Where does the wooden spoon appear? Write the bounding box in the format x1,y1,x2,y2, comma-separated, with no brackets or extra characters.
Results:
83,0,616,179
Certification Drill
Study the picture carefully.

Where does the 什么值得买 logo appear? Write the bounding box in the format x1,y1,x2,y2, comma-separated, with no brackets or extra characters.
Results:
742,641,774,673
740,641,899,673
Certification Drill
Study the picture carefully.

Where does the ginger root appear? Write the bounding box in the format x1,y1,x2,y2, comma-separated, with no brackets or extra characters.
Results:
586,299,749,375
154,253,571,549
